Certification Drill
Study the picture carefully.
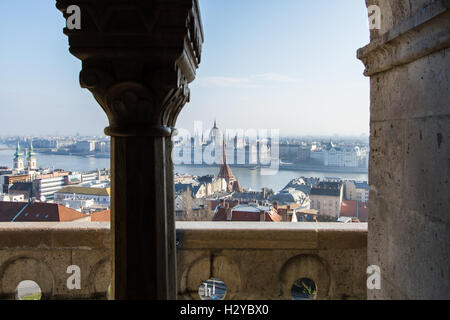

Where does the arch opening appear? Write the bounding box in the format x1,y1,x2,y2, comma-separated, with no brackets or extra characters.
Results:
15,280,42,300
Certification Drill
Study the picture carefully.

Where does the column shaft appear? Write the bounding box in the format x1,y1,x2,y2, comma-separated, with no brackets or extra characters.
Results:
111,135,174,299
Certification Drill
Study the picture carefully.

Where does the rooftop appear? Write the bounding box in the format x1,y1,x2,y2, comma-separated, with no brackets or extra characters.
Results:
55,186,110,197
310,182,343,197
0,201,87,222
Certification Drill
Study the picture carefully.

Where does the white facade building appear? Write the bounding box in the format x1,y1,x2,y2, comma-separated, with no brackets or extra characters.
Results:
54,186,110,206
35,176,66,200
0,193,25,202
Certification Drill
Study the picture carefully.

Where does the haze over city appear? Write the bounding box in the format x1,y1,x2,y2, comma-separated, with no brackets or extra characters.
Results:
0,0,370,137
0,0,447,303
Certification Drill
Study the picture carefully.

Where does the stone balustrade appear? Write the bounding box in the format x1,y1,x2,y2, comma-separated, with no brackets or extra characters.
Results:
0,222,367,300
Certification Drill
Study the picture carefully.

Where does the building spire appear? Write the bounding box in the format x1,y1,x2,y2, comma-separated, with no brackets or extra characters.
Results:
222,138,227,165
14,141,22,159
218,137,241,193
27,138,37,170
13,141,24,171
28,139,35,159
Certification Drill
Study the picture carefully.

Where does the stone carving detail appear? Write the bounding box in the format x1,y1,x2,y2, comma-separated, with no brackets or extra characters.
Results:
358,1,450,76
56,0,204,136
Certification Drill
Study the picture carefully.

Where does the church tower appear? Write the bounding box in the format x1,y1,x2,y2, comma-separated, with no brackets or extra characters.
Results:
27,140,37,170
13,142,24,171
218,139,242,193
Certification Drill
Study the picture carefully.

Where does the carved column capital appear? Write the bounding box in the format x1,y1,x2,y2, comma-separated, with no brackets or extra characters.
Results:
56,0,204,136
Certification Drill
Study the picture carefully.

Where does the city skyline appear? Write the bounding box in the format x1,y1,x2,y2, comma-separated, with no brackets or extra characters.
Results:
0,0,370,137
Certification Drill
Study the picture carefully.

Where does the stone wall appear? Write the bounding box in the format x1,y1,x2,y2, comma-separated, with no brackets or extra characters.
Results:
176,222,367,300
0,223,111,299
359,0,450,299
0,222,367,300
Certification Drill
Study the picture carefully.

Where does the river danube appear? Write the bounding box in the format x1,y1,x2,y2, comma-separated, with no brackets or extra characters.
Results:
0,146,368,192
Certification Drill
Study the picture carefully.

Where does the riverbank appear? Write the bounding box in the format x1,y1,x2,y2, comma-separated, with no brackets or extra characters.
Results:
173,163,368,174
0,147,368,191
278,164,368,174
35,150,110,159
5,146,368,174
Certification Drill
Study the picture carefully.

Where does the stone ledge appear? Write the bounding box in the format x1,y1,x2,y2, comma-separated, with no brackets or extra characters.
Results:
176,221,368,231
0,222,111,249
0,222,110,231
176,222,367,250
0,222,367,250
0,221,368,232
358,0,450,76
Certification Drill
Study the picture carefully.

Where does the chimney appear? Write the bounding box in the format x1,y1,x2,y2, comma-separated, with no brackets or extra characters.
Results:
225,203,232,221
260,210,265,222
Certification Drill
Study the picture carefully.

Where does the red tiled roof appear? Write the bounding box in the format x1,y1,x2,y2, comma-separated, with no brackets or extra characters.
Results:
340,200,369,222
90,210,110,222
230,210,261,221
0,201,87,222
219,163,234,181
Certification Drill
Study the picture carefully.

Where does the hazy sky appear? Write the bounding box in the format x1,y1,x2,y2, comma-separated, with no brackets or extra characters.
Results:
0,0,371,137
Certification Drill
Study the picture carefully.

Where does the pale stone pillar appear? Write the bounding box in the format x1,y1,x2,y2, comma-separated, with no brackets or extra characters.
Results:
56,0,203,299
359,0,450,299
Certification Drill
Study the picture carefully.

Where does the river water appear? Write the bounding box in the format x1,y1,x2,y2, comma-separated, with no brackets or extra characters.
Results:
0,145,368,192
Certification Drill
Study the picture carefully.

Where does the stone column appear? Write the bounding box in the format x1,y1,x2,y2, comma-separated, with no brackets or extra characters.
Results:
359,0,449,299
56,0,203,299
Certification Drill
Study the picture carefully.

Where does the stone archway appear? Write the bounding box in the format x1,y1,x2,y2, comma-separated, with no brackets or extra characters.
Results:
279,254,331,300
53,0,449,300
0,256,54,300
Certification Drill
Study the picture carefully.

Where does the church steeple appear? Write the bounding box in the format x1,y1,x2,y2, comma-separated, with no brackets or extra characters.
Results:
222,138,227,165
27,139,37,170
217,131,242,193
14,142,22,159
13,141,24,171
28,140,35,157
